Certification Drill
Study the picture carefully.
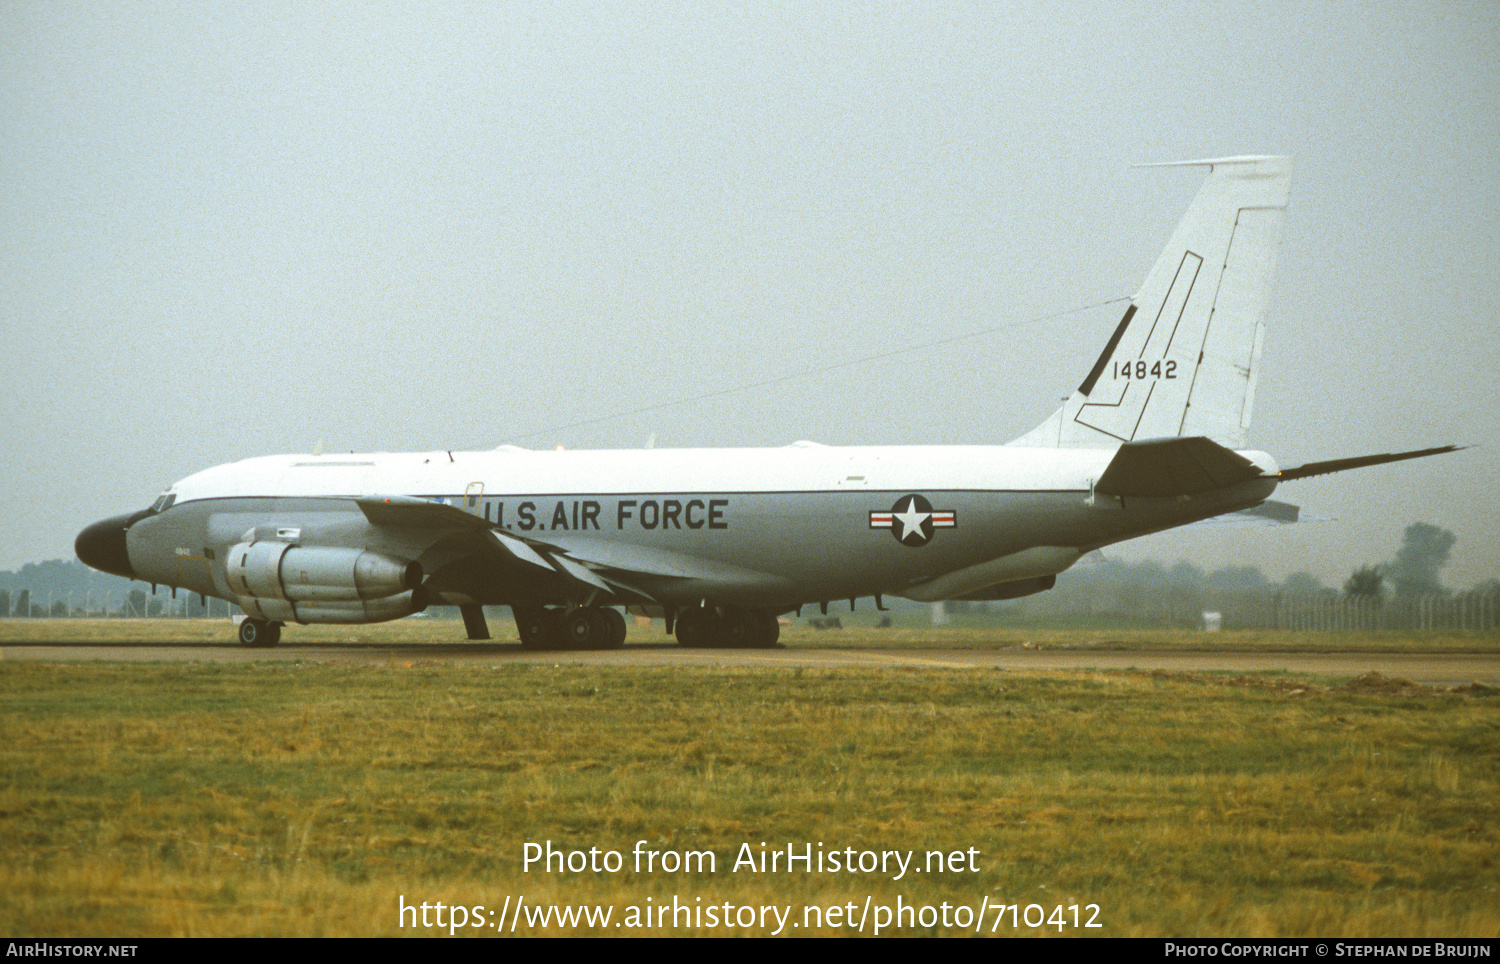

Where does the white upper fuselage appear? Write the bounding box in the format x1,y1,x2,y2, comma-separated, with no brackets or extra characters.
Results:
168,442,1276,502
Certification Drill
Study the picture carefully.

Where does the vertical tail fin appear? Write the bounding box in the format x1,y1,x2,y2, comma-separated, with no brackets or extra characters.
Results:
1011,156,1292,448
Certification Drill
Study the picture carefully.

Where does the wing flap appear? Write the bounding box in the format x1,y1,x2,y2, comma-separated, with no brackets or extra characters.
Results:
545,553,613,595
490,530,552,570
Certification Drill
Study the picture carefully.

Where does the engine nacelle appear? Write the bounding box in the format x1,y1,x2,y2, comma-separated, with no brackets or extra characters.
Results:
227,542,422,604
239,587,430,625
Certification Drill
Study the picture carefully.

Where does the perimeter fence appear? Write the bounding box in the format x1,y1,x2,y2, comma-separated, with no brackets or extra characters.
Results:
1018,585,1500,632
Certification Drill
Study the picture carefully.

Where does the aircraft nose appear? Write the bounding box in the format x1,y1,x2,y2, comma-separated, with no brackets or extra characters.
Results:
75,513,138,580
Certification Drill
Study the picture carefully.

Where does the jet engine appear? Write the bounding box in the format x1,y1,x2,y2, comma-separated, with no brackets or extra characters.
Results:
226,542,427,624
240,588,431,625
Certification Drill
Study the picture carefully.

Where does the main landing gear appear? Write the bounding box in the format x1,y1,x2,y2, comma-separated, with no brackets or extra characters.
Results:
237,618,282,648
673,606,780,649
514,607,628,651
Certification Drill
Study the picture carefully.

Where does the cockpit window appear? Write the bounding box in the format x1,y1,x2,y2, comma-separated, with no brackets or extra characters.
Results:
149,493,176,513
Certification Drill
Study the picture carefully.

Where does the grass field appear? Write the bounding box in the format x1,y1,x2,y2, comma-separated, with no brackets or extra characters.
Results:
1,622,1496,937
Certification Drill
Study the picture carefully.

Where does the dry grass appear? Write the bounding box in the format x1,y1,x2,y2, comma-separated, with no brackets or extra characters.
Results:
0,649,1496,937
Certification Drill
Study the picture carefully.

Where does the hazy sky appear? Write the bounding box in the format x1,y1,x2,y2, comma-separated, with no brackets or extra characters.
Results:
3,2,1497,588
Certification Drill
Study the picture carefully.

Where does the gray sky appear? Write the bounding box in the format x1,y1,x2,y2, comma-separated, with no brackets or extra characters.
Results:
3,1,1497,588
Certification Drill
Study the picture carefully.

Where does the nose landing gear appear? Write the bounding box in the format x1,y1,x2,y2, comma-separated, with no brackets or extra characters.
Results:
237,618,282,648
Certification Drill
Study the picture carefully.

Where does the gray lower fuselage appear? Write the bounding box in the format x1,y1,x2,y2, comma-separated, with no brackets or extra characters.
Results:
121,479,1276,614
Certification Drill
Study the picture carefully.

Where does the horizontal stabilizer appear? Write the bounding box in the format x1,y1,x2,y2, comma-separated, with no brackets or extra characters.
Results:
1095,436,1263,497
1180,499,1304,529
1235,498,1300,523
1275,445,1462,481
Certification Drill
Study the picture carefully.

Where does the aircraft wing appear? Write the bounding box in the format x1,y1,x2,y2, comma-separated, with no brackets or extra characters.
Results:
356,495,494,530
355,495,655,599
354,495,782,603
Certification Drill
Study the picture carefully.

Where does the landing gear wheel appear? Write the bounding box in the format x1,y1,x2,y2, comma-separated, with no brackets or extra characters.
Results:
599,607,627,649
674,606,716,647
516,608,560,650
561,608,609,649
238,618,281,648
753,611,781,648
722,607,757,648
718,608,780,648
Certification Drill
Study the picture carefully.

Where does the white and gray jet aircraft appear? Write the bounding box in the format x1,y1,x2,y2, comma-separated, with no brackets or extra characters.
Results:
76,156,1457,649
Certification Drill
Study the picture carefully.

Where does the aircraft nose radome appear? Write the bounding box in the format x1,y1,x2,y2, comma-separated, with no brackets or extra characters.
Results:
75,514,137,580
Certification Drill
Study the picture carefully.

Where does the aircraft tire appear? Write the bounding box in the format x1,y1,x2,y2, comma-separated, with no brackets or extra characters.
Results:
754,611,781,648
238,618,281,648
516,608,560,650
721,607,754,647
718,607,779,648
599,607,627,649
674,606,714,647
561,608,609,650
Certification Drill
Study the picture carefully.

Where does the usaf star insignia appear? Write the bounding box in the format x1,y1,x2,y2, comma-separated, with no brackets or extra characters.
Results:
869,494,956,547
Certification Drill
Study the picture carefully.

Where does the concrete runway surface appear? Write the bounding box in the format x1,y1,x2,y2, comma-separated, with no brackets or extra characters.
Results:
2,642,1496,687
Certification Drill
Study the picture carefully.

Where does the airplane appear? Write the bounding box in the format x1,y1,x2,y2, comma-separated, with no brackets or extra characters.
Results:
75,155,1458,649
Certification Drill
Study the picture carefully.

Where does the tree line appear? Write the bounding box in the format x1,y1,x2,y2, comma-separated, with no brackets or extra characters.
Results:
3,523,1494,628
1012,522,1497,630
